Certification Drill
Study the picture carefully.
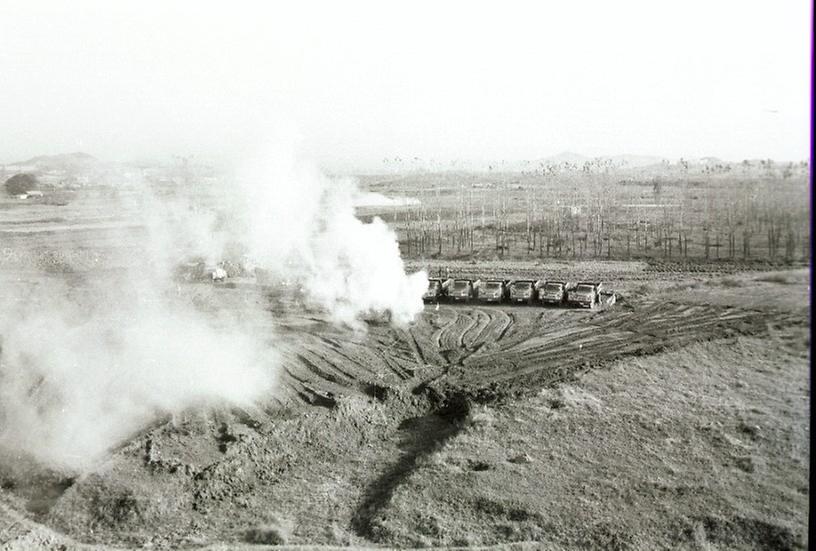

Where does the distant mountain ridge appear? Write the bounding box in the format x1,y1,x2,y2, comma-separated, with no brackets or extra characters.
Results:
9,152,99,171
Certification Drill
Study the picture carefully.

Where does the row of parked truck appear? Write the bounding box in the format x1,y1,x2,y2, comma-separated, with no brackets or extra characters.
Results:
423,277,615,308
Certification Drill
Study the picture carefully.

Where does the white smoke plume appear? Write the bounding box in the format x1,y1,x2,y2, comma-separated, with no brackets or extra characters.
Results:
227,146,427,326
351,191,420,208
0,143,427,471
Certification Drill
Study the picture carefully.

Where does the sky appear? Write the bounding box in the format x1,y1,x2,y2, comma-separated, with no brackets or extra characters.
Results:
0,0,811,168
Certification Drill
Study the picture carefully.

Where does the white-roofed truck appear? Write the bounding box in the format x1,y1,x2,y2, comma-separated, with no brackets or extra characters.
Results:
423,277,454,303
567,281,603,308
449,278,481,302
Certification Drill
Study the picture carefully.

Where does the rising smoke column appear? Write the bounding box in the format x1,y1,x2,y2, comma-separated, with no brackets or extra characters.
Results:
229,147,428,327
0,145,427,471
0,290,276,470
0,185,278,471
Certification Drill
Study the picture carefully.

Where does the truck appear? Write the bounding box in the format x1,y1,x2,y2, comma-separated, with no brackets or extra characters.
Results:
423,277,454,303
537,280,572,305
508,279,540,304
478,279,510,303
449,278,481,302
567,281,603,308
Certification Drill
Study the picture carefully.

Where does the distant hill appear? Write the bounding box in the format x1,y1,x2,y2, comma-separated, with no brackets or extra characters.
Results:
14,152,99,171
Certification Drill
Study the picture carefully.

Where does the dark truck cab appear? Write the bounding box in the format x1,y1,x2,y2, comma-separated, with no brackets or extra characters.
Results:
537,280,571,305
567,281,603,308
423,277,453,303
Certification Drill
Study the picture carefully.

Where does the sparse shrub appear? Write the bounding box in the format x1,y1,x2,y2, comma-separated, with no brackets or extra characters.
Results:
451,534,480,547
323,522,351,546
582,522,636,551
4,173,38,196
473,496,506,516
415,513,444,538
244,517,292,545
468,460,491,471
36,249,74,274
737,420,761,440
540,385,603,413
734,456,755,473
409,534,433,548
90,487,143,526
465,406,495,430
695,515,801,550
755,273,793,284
368,518,398,544
507,452,533,464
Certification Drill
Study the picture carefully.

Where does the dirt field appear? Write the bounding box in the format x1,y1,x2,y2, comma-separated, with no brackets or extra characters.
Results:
0,265,808,550
0,185,810,550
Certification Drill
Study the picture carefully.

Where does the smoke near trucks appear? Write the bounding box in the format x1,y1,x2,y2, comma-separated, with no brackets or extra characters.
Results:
0,144,427,471
230,148,427,327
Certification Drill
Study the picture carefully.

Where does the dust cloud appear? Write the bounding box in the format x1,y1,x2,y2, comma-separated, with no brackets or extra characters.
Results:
0,144,426,471
229,149,427,326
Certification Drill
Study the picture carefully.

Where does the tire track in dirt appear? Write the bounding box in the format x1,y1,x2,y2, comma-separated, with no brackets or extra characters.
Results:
460,308,491,350
442,301,798,395
269,295,805,408
466,307,513,350
440,311,476,351
433,310,480,365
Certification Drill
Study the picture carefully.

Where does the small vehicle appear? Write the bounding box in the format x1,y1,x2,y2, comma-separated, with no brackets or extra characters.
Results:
567,281,603,308
423,277,454,303
211,267,228,282
537,280,570,305
478,279,509,303
449,278,481,302
508,279,539,304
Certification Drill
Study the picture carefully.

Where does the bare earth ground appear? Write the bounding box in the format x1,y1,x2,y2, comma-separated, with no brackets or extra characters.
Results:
0,193,810,550
0,264,809,550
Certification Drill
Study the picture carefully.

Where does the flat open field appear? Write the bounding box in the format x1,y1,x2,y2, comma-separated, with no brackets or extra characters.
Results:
357,169,809,265
0,181,809,550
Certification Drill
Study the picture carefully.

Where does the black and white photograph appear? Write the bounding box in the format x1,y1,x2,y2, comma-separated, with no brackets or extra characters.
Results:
0,1,810,549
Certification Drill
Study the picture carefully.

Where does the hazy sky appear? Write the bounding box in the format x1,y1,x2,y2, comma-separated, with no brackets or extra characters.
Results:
0,0,810,167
